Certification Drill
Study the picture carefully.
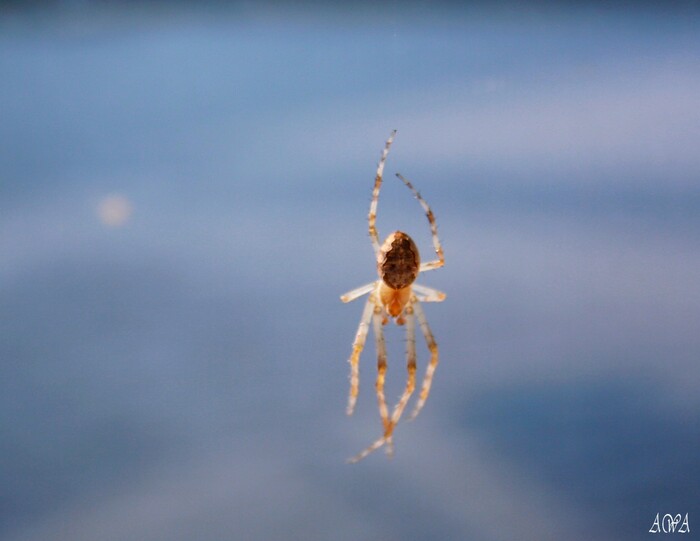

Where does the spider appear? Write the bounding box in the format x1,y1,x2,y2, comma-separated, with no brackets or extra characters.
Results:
341,130,445,463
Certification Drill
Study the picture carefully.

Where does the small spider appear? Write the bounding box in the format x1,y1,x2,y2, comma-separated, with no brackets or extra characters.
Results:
341,130,445,463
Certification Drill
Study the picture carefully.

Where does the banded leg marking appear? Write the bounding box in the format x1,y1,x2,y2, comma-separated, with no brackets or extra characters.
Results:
410,299,439,420
396,173,444,272
368,130,397,255
346,296,374,416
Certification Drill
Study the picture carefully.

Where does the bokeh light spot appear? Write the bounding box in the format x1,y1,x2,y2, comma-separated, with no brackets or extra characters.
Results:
98,194,133,227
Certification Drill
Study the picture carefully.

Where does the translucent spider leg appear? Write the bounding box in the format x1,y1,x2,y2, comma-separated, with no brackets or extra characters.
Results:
347,432,389,463
395,173,445,272
412,283,446,302
372,306,391,443
368,130,397,255
348,305,417,464
383,305,417,456
340,281,377,304
346,295,375,416
389,304,417,427
410,299,439,420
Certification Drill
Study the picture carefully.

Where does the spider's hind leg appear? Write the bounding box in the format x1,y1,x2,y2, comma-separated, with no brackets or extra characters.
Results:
380,302,417,457
372,306,391,451
347,432,392,464
389,302,417,428
410,299,439,420
347,303,417,463
346,295,374,416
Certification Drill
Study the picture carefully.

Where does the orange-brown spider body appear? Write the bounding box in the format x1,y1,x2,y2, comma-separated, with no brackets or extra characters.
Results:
341,130,445,463
378,231,420,319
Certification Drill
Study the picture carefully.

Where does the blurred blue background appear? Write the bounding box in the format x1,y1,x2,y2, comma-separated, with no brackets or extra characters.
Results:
1,3,699,540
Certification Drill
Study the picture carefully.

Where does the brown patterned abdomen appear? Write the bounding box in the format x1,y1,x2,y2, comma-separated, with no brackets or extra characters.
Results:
378,231,420,290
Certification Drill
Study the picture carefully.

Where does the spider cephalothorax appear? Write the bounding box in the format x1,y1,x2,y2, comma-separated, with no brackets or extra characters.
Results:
340,130,445,463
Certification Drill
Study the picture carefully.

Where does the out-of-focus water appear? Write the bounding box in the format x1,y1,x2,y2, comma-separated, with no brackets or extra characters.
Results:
1,4,699,540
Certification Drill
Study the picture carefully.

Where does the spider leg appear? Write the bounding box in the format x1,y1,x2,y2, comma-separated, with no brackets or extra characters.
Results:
348,305,417,463
412,283,446,302
395,173,445,272
347,310,392,464
372,306,391,449
347,433,390,463
368,130,397,256
340,281,376,303
409,299,439,420
346,295,374,416
389,303,417,428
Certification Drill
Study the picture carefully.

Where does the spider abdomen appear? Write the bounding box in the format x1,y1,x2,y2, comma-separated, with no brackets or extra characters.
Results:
378,231,420,290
